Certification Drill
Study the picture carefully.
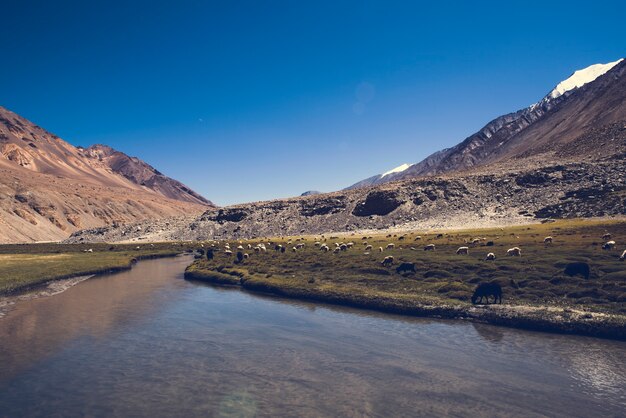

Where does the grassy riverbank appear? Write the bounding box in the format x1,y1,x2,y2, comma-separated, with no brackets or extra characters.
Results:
0,242,192,295
185,219,626,339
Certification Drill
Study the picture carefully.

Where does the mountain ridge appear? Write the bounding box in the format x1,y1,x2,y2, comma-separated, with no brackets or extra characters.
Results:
347,58,626,189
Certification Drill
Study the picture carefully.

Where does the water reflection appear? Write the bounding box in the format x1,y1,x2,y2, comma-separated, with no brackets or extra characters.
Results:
0,256,624,417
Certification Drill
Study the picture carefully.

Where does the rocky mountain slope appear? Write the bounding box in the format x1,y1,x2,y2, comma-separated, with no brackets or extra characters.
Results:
348,58,625,188
0,106,212,242
68,126,626,243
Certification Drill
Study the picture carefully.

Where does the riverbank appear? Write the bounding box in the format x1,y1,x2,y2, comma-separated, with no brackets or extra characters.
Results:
0,242,193,296
185,266,626,340
184,219,626,340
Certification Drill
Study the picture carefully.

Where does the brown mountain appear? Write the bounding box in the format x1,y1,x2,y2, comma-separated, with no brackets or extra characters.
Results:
348,58,626,188
0,106,212,243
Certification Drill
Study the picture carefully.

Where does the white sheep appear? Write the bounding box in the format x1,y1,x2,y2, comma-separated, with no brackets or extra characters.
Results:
507,247,521,257
237,245,244,250
378,247,384,252
602,240,616,250
620,249,626,261
544,236,553,244
381,256,394,266
485,252,496,261
340,244,348,251
386,243,395,250
365,244,372,251
456,246,469,255
243,253,249,259
83,248,93,253
602,233,612,240
424,244,435,251
320,244,329,252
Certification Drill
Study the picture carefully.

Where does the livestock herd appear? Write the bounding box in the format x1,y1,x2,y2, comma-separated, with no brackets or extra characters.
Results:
197,229,624,305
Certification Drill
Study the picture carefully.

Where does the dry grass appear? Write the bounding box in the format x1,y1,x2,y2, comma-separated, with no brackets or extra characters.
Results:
186,219,626,315
0,242,194,294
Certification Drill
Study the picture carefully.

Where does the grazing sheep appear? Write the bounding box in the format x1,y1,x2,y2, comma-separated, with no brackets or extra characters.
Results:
346,242,354,248
543,236,553,244
507,247,521,257
365,245,372,251
386,243,395,250
314,241,321,246
381,256,394,267
237,245,244,250
424,244,435,251
254,247,260,253
320,244,330,252
292,247,297,252
224,249,233,255
456,246,469,255
471,282,502,304
470,238,481,245
333,247,340,254
83,248,93,253
379,247,384,252
243,253,249,259
485,252,496,261
396,262,416,274
296,243,305,249
564,262,590,279
414,236,422,241
620,249,626,261
340,244,348,251
410,247,417,251
247,244,252,249
274,244,282,251
602,241,616,250
602,233,612,240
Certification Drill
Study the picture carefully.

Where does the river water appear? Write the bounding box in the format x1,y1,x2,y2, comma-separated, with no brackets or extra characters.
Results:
0,255,624,417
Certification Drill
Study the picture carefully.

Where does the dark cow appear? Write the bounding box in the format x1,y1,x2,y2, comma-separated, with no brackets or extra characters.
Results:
485,241,494,247
471,282,502,304
396,262,416,274
564,262,590,280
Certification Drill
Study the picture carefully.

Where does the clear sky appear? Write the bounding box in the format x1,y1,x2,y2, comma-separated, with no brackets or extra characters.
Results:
2,1,625,205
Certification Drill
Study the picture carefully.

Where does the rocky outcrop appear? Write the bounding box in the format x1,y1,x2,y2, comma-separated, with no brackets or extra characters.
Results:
66,159,625,243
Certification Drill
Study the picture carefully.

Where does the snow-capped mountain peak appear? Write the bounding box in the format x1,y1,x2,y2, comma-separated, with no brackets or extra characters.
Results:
548,59,623,100
381,163,410,178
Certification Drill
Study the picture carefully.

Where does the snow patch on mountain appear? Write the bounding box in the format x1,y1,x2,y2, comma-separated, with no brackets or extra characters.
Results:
548,59,623,100
381,163,410,178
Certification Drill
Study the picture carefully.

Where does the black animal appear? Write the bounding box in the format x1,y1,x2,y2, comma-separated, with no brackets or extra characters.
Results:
396,262,416,274
485,241,494,247
274,245,281,251
236,251,244,262
197,248,205,256
280,246,286,253
206,249,214,260
563,262,590,279
471,282,502,304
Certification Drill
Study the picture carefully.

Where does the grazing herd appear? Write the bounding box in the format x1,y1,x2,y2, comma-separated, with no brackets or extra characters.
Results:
198,229,623,306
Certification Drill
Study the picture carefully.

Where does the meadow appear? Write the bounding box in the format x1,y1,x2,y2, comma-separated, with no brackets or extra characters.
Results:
0,242,192,294
186,219,626,321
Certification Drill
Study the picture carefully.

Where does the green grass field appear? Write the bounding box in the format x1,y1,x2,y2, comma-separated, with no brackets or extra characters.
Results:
186,219,626,315
0,242,193,294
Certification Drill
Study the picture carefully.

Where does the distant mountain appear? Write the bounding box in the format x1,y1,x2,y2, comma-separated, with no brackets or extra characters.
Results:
300,190,322,196
345,164,410,190
0,106,212,242
347,58,625,188
81,144,211,205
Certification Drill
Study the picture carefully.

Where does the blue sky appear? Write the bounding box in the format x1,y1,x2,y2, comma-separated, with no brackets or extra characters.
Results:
2,1,625,205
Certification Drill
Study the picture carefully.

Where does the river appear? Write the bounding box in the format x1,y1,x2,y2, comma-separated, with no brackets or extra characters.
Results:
0,255,624,417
